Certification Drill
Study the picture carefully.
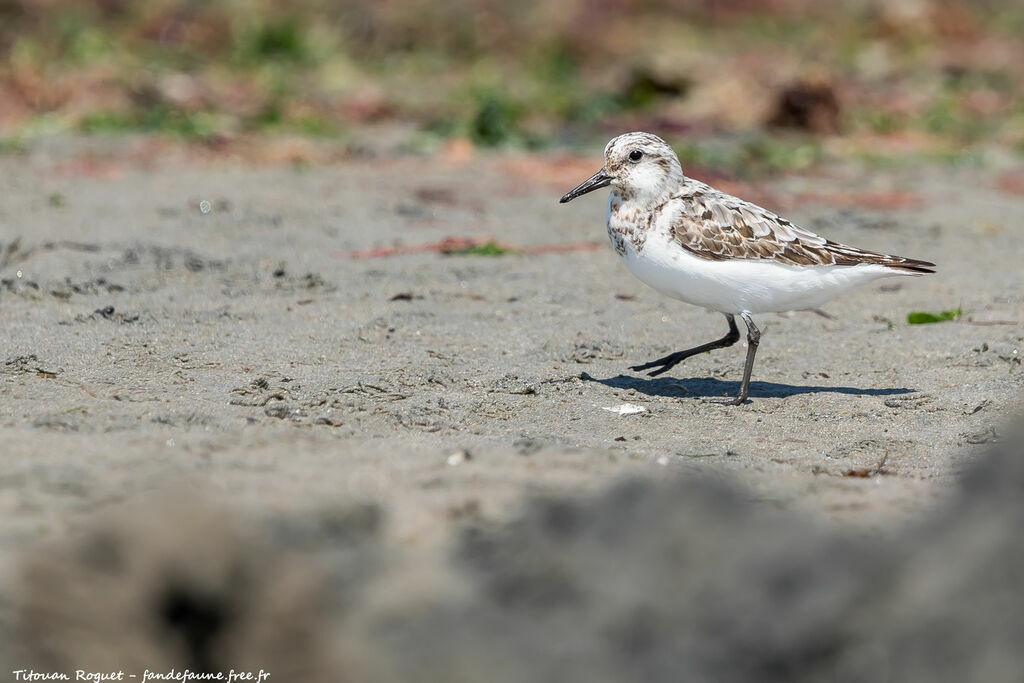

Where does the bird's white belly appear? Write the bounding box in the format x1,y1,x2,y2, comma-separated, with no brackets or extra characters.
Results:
616,228,895,314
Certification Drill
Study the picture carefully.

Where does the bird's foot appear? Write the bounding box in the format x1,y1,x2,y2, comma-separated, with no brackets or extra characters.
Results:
629,362,673,377
702,395,746,406
630,353,690,376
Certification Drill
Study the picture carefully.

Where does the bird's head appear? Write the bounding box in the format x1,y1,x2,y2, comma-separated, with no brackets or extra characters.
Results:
560,132,683,205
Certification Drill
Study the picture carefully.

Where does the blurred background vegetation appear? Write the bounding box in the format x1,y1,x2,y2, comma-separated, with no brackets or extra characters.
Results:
0,0,1021,173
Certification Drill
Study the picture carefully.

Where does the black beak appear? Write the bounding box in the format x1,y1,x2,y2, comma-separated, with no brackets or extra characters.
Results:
559,168,612,203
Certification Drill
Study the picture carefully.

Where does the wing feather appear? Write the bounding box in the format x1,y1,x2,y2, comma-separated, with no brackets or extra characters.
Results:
668,184,935,273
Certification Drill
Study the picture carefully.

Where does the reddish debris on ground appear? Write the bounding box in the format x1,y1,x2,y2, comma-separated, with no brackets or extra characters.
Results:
997,171,1024,196
340,237,481,259
414,186,458,205
440,138,475,165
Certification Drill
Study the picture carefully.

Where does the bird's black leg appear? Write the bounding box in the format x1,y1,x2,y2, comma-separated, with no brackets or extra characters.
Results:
630,314,740,377
705,313,760,406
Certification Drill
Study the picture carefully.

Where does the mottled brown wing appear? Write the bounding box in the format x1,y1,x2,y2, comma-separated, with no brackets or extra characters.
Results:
670,190,935,273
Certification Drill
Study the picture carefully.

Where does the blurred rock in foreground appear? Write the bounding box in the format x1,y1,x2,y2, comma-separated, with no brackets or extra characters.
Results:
6,422,1024,682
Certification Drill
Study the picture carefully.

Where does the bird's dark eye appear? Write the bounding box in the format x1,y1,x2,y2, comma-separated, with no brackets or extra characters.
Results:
629,150,644,162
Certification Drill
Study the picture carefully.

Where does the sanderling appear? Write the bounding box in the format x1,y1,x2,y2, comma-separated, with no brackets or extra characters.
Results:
560,131,935,405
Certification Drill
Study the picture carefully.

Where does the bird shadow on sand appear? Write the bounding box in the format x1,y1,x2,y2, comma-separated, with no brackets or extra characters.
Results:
580,372,917,400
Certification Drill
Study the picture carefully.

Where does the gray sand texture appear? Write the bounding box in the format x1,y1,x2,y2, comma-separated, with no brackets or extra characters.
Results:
0,139,1022,677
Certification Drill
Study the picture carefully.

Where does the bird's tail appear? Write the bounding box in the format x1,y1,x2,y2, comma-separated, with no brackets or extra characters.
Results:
885,257,936,275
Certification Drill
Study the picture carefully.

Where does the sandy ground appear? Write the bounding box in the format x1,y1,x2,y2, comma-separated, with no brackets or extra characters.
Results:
0,136,1021,583
1,136,1023,677
2,139,1021,540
